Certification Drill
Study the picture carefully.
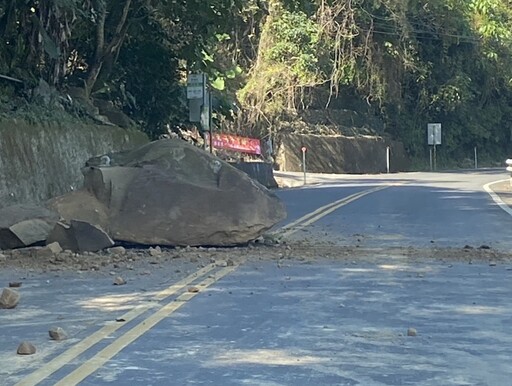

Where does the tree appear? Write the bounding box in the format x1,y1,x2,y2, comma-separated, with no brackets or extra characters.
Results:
3,0,512,160
237,0,326,135
0,0,82,86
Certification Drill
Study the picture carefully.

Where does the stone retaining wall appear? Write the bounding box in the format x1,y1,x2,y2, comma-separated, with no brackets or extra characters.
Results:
276,134,410,173
0,119,148,208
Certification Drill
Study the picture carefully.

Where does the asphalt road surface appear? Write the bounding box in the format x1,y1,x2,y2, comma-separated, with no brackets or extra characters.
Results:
2,170,512,386
274,170,512,249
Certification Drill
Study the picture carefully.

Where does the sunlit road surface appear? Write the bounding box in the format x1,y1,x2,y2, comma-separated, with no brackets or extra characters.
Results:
77,258,512,386
274,169,512,250
9,258,512,386
3,169,512,385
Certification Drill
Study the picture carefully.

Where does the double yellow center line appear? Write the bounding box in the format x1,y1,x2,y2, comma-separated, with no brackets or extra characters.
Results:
16,263,237,386
275,185,390,238
15,184,391,385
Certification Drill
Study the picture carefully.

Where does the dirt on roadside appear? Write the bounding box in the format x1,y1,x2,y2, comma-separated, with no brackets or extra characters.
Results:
1,240,510,277
3,177,512,274
3,178,512,274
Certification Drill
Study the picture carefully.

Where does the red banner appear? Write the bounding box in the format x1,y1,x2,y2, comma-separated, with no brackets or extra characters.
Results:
208,133,261,155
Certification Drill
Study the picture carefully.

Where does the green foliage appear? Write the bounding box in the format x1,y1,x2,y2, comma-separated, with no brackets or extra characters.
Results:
0,0,245,138
264,9,320,83
115,33,183,137
3,0,512,163
230,0,512,162
237,1,326,133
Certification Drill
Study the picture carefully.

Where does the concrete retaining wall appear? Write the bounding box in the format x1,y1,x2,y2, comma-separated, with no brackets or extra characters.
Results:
0,119,148,208
276,134,410,173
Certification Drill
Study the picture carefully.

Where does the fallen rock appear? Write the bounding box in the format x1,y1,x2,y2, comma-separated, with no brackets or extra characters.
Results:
47,222,75,251
478,245,491,250
49,327,68,341
48,190,109,230
149,246,162,257
52,139,286,246
71,220,114,252
47,241,63,254
17,341,36,355
188,286,200,293
407,328,417,337
254,236,265,244
8,282,22,288
36,242,63,259
0,204,59,250
0,287,20,309
108,246,126,255
47,220,114,253
113,276,126,285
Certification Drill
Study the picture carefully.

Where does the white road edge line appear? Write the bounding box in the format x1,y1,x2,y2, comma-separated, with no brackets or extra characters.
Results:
483,179,512,217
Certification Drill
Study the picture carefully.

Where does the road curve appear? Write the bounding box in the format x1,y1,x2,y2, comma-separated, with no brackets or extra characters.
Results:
275,169,512,251
3,169,512,386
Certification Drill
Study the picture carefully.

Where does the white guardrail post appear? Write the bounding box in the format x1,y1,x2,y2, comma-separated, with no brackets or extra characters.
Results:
506,159,512,186
386,146,390,174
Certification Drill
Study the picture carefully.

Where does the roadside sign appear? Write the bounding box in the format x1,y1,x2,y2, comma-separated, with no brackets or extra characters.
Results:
187,73,205,99
206,133,262,155
427,123,442,145
189,98,201,122
301,146,307,153
428,123,441,171
200,88,210,131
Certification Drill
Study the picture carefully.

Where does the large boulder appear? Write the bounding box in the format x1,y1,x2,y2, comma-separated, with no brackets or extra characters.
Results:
0,205,59,250
51,139,286,246
48,190,109,230
47,221,114,253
